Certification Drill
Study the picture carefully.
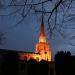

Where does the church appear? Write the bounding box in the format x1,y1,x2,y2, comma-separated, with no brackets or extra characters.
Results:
19,18,52,62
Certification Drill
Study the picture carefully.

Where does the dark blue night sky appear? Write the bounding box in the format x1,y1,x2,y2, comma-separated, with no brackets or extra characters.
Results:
0,0,75,58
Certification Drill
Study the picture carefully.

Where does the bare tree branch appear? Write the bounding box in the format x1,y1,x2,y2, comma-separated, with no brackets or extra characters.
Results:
0,0,75,46
8,0,52,6
48,0,63,24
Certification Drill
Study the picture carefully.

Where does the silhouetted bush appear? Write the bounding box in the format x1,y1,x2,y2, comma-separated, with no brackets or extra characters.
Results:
27,59,49,75
55,51,72,75
28,59,38,75
39,60,49,75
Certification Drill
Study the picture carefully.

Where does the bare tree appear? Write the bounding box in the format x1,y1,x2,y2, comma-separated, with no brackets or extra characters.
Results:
0,0,75,46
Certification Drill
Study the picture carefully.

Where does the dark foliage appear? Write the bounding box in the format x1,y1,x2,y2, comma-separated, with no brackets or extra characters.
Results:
28,59,49,75
55,51,75,75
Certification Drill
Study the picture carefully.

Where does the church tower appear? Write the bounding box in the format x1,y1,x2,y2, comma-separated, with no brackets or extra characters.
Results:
18,16,51,62
35,18,51,61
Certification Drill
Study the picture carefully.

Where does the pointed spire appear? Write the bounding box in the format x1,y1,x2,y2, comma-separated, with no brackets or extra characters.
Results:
39,17,46,43
40,17,45,36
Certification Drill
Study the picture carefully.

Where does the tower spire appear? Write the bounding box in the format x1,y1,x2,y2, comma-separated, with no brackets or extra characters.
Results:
39,15,46,43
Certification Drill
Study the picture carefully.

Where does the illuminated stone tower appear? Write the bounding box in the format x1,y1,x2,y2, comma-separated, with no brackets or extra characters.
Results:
35,18,51,61
19,17,51,62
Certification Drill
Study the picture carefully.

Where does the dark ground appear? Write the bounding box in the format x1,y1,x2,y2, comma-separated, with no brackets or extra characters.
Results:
0,49,75,75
